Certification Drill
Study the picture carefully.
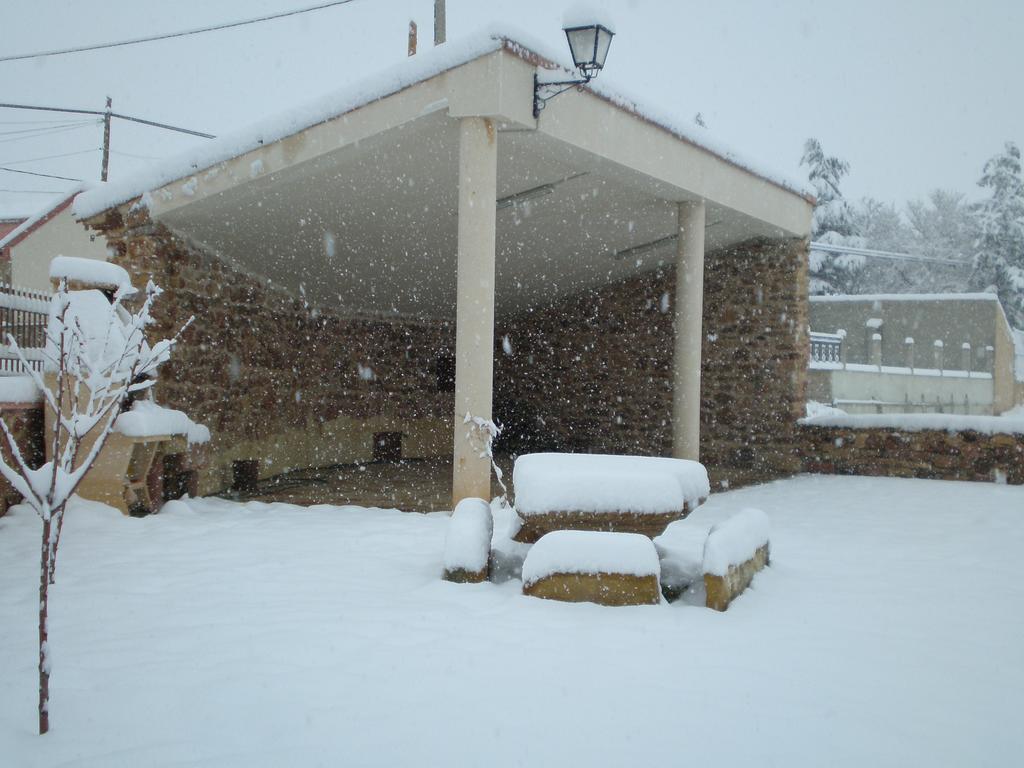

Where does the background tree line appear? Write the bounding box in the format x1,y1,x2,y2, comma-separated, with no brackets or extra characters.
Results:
802,139,1024,330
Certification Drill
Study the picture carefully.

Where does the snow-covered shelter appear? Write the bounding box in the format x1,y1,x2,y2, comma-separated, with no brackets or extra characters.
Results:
68,30,814,506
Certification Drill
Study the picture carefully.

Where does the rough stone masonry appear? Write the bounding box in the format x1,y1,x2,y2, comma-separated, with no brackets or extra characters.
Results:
85,198,811,497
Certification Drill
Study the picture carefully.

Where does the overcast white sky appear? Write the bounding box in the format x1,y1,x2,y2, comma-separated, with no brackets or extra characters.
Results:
1,0,1020,218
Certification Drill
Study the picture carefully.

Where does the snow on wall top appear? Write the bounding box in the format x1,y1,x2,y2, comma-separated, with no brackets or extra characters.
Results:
73,26,810,221
0,375,42,404
800,411,1024,436
809,293,1001,304
521,530,660,586
115,400,211,444
50,255,132,292
513,452,709,516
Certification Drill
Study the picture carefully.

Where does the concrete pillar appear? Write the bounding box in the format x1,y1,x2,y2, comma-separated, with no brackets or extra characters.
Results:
933,340,944,372
904,337,915,370
961,342,972,372
452,116,497,506
672,200,706,461
870,333,882,367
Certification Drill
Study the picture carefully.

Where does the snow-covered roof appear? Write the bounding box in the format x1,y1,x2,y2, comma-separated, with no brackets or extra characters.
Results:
0,186,85,251
73,26,810,221
810,293,1001,303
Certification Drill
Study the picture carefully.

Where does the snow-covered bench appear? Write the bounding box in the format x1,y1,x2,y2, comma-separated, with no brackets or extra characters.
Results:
653,520,712,601
511,453,709,543
702,508,770,611
655,508,770,608
521,530,661,606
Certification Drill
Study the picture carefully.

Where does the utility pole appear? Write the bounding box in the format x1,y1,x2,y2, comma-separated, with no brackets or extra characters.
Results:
434,0,446,45
100,96,112,182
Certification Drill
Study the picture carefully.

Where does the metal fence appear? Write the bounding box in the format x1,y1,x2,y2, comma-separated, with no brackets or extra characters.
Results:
0,283,51,375
810,331,843,364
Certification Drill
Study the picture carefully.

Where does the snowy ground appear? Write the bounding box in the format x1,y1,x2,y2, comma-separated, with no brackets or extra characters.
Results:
1,475,1022,767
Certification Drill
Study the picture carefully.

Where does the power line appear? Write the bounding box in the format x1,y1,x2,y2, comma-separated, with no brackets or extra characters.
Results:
0,121,101,146
0,167,83,182
0,0,361,62
0,119,97,137
0,104,214,139
810,241,967,267
0,147,101,166
0,117,98,126
0,188,68,194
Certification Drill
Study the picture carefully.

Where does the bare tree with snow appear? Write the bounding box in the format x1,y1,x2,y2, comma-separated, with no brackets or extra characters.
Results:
0,275,189,735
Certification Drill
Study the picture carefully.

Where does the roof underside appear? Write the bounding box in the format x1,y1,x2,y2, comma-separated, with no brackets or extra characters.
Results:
87,40,811,320
161,110,795,318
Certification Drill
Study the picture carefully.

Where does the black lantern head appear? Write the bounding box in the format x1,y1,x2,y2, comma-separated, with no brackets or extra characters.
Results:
563,23,615,79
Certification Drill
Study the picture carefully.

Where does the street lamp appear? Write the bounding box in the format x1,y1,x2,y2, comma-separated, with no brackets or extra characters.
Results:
533,23,615,118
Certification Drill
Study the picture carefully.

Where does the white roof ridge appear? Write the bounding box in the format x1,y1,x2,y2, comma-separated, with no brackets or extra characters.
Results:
73,25,811,222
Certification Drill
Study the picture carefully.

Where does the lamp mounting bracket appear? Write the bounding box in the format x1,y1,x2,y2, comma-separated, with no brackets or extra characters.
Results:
533,73,592,119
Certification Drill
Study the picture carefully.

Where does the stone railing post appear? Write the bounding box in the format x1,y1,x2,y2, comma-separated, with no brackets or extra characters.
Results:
905,337,915,370
870,333,882,368
933,340,944,373
961,342,972,372
837,328,847,368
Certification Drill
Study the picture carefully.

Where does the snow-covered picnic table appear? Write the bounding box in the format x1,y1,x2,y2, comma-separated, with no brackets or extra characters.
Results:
511,453,710,543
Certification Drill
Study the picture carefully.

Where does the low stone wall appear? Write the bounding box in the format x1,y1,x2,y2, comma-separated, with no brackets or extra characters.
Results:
800,424,1024,484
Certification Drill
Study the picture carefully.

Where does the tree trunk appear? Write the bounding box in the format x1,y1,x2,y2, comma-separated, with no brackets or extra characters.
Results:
48,505,66,585
38,517,50,735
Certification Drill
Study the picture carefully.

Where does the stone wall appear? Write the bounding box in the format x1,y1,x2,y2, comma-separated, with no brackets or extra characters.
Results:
800,424,1024,484
92,210,456,493
85,201,809,496
495,237,810,489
